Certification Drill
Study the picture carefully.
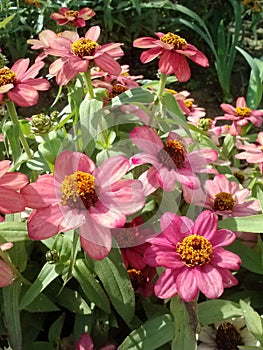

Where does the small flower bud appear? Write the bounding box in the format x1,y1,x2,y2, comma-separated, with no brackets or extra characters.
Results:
30,113,53,135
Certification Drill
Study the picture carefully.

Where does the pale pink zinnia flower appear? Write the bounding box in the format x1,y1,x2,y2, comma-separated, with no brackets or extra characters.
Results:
0,160,28,214
50,7,95,27
130,126,218,192
0,58,50,107
21,151,145,260
133,32,209,82
144,210,241,301
183,174,260,217
235,131,263,173
215,97,263,136
47,26,124,85
0,242,14,287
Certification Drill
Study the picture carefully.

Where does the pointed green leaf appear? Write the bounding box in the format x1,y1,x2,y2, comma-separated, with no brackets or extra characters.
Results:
218,215,263,233
48,313,65,344
111,87,155,106
240,300,263,344
0,221,28,242
198,300,242,325
55,287,91,314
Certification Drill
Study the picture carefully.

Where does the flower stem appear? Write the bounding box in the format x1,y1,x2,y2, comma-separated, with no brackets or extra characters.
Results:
6,100,32,159
84,69,94,99
155,73,168,101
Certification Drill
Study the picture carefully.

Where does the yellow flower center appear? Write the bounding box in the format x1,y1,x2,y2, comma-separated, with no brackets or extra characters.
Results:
236,107,251,118
215,322,243,349
0,68,17,87
109,84,128,98
158,139,185,170
66,10,79,18
183,99,193,109
160,32,187,50
176,234,213,267
61,171,98,209
71,38,98,58
128,269,146,290
213,192,236,211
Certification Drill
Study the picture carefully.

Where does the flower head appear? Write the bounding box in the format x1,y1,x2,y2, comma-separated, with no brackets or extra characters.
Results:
0,58,50,107
76,332,115,350
144,210,241,301
50,7,95,27
21,151,145,260
46,26,124,85
133,32,209,82
215,97,263,136
0,160,28,214
130,126,218,193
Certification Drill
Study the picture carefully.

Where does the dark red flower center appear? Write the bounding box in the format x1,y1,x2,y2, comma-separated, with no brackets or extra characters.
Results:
71,38,98,58
128,268,146,290
235,107,251,119
213,192,236,211
160,32,187,50
61,171,98,209
157,140,185,170
215,322,243,350
176,234,213,267
0,68,17,87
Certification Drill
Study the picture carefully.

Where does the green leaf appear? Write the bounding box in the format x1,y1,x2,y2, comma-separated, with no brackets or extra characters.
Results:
72,259,110,314
38,138,62,170
2,279,22,350
55,287,91,314
48,313,65,344
90,248,135,324
19,263,59,310
118,314,174,350
170,296,197,350
0,221,28,242
240,300,263,344
0,13,16,28
198,300,242,325
3,121,21,163
218,215,263,233
25,293,60,313
111,87,155,106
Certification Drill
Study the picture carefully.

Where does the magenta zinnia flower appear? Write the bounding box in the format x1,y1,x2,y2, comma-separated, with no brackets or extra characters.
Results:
47,26,124,85
215,97,263,136
0,58,50,107
130,126,218,192
144,210,241,301
133,32,209,82
21,151,145,260
76,332,115,350
183,174,260,217
50,7,95,27
0,160,28,214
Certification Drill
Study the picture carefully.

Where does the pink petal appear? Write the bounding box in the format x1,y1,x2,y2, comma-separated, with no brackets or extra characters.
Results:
172,54,191,82
95,155,129,188
144,245,184,269
0,188,26,214
79,218,112,260
24,78,50,91
159,50,177,74
8,84,39,107
236,97,247,108
220,103,236,115
140,47,164,64
133,36,159,48
157,167,177,191
0,260,14,287
195,265,224,299
160,212,192,242
212,248,242,270
176,268,198,302
138,168,160,195
76,333,94,350
0,172,28,190
85,26,100,42
210,229,236,248
154,268,179,299
0,160,11,178
89,201,126,228
130,126,163,155
192,210,218,240
19,61,45,81
185,44,209,67
99,43,124,58
131,153,160,167
79,8,96,19
94,53,121,76
11,58,30,79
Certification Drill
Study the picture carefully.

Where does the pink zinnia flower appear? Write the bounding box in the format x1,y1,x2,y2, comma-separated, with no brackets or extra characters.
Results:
21,151,145,260
76,332,115,350
0,58,50,107
0,160,28,214
183,174,260,217
144,210,241,301
50,7,95,27
215,97,263,136
47,26,124,85
133,32,209,82
0,242,14,287
130,126,218,192
235,132,263,173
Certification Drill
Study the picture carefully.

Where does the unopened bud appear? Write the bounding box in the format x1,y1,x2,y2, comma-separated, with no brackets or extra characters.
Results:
30,113,53,135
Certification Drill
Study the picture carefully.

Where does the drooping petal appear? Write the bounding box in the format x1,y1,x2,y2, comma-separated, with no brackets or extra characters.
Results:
133,36,159,48
0,160,11,178
159,50,177,74
140,47,164,64
195,265,224,299
8,84,39,107
176,268,198,302
130,126,163,155
171,54,191,82
154,268,179,299
183,44,209,67
89,201,126,228
0,172,28,190
94,53,122,76
0,188,26,214
23,78,50,91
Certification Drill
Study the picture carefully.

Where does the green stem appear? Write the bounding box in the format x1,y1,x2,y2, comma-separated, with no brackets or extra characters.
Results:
155,73,168,101
84,69,94,99
6,100,32,159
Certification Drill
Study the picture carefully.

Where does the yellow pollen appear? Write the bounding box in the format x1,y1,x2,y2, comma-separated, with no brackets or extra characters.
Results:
71,38,98,58
0,68,17,87
160,32,187,50
213,192,236,211
66,10,79,18
236,107,251,118
176,234,213,267
166,88,178,94
109,84,128,98
183,99,193,108
128,269,146,290
121,72,130,77
61,171,98,209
